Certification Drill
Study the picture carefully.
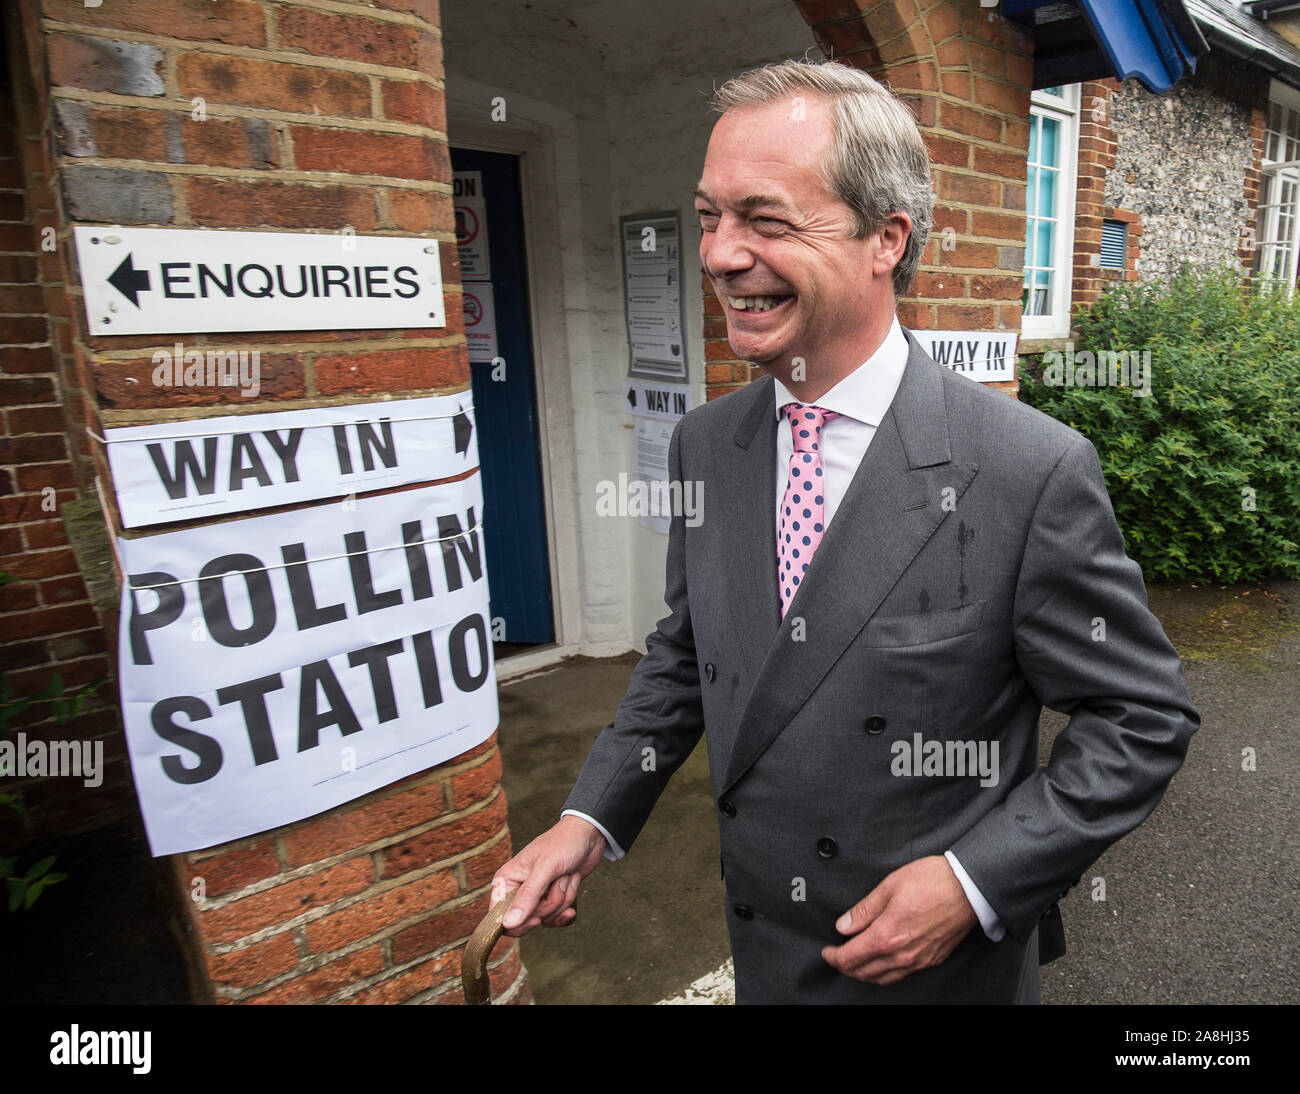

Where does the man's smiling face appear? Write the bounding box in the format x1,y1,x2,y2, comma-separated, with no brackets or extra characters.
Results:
694,94,905,383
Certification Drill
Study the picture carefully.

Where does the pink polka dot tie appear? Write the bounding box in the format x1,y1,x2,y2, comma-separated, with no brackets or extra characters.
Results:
779,403,838,619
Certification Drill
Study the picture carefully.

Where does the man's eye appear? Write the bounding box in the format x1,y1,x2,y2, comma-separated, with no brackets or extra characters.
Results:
697,210,719,230
753,216,787,232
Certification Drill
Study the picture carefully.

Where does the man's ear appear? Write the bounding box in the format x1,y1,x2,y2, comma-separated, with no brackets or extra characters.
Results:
873,212,912,277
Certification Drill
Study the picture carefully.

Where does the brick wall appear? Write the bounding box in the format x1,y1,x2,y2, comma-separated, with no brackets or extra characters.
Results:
7,0,527,1004
1072,59,1270,312
704,0,1032,400
36,0,462,417
1102,55,1264,285
1,9,130,844
180,733,527,1004
1240,88,1268,279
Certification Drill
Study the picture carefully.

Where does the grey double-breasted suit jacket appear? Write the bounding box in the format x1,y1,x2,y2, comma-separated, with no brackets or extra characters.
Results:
564,326,1199,1003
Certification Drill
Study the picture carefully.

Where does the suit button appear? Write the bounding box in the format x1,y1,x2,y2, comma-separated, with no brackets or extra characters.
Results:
733,904,753,920
718,798,737,818
865,714,887,734
817,837,837,858
704,662,715,682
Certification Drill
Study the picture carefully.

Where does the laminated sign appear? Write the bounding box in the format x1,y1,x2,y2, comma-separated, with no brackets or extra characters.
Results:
117,477,497,856
73,226,445,336
914,331,1019,383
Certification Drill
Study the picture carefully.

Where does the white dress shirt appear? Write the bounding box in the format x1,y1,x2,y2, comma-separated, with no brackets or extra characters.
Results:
566,315,1006,943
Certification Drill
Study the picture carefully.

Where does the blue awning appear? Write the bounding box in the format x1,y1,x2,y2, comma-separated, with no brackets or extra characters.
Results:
1002,0,1209,93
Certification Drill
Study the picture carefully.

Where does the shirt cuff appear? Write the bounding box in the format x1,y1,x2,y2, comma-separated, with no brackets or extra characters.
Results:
945,850,1006,942
561,810,625,861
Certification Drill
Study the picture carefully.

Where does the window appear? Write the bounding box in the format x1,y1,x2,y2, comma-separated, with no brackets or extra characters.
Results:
1022,84,1079,338
1254,79,1300,294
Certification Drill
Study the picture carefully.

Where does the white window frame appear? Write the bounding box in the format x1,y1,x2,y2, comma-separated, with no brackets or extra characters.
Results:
1254,79,1300,295
1022,84,1080,340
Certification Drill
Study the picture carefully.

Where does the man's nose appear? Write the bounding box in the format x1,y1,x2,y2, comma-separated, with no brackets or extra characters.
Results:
701,215,755,280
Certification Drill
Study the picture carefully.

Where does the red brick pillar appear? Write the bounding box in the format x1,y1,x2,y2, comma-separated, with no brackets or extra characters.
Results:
11,0,528,1004
1071,79,1144,310
1241,92,1268,278
705,0,1034,401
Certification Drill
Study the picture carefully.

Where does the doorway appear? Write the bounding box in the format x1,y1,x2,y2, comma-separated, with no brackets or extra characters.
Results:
450,147,555,657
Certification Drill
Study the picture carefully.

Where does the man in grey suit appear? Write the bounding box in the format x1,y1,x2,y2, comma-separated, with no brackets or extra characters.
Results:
489,59,1199,1003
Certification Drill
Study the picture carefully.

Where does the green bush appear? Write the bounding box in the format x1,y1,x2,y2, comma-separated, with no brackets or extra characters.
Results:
1019,264,1300,582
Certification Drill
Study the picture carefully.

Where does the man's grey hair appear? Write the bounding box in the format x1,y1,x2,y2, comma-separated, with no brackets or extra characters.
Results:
709,59,934,298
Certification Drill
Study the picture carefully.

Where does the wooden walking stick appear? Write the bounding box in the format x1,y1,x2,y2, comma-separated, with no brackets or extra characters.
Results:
461,896,512,1005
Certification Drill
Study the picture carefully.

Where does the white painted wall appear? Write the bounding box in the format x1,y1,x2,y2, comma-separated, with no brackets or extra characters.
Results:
442,0,817,660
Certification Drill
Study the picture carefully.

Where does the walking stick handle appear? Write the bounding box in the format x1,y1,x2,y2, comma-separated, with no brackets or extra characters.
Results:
461,896,512,1005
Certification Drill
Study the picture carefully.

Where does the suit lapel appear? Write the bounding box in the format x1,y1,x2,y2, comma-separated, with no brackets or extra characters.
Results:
714,383,782,688
718,329,979,793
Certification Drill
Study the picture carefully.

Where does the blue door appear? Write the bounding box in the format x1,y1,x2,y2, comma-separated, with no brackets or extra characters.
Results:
450,148,554,649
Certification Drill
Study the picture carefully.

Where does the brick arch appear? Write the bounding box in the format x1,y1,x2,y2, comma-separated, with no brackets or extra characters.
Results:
703,0,1035,400
794,0,941,87
791,0,1032,104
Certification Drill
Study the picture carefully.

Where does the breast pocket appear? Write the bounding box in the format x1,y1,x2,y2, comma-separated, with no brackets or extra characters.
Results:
861,599,987,648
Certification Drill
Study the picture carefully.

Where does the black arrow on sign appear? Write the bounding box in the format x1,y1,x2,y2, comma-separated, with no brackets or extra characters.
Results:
107,253,151,307
452,405,474,456
626,388,637,409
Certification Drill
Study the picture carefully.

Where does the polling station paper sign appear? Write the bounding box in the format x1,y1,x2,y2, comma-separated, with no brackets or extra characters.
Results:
116,477,497,856
104,395,478,528
73,226,445,336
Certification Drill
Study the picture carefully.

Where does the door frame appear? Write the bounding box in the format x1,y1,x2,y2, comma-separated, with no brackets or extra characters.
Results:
446,87,583,678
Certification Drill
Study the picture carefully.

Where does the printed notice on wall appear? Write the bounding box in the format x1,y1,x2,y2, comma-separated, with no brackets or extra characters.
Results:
915,331,1018,383
454,172,491,281
462,283,499,364
634,417,676,535
117,477,497,856
621,212,687,381
104,394,478,528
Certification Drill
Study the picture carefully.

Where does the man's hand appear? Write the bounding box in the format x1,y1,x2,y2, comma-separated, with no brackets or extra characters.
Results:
820,855,979,986
490,815,608,937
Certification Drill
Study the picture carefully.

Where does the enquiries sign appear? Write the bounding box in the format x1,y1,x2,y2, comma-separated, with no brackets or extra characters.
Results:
73,226,445,336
